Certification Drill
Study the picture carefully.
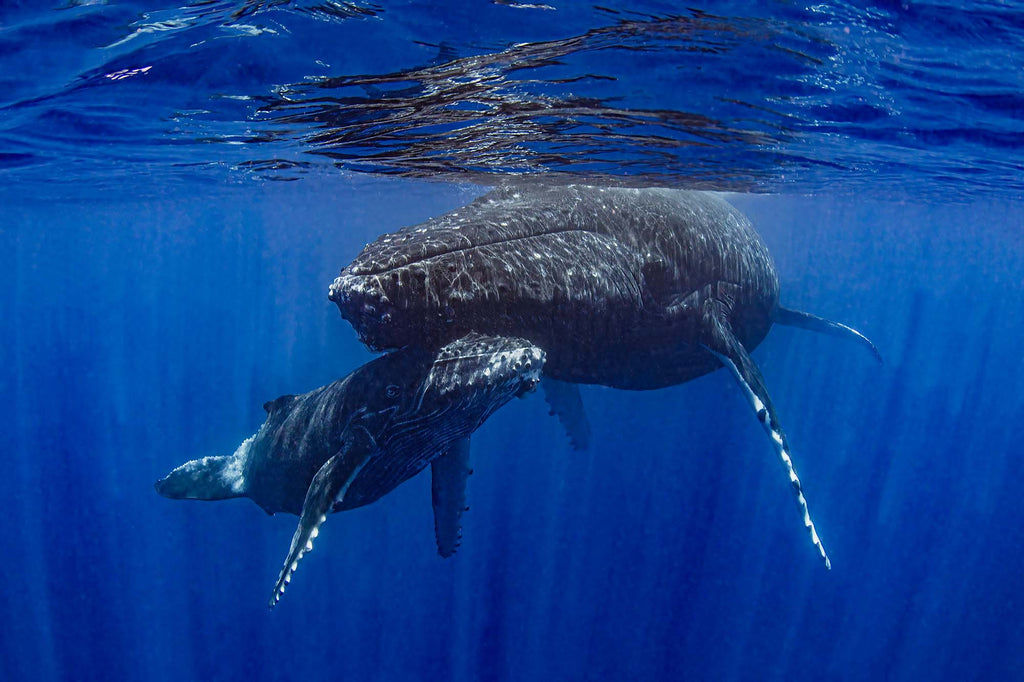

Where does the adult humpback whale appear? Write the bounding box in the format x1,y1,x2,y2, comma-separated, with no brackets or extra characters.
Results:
329,185,881,569
155,333,544,607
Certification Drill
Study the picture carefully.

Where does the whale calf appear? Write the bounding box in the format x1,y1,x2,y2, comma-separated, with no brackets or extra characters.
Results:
155,333,544,606
329,185,881,569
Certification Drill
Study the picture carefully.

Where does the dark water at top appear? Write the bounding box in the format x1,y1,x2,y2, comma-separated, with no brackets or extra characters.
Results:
1,3,1022,682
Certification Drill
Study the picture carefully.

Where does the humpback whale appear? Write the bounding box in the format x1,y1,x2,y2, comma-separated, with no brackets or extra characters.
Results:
155,333,544,606
328,185,881,569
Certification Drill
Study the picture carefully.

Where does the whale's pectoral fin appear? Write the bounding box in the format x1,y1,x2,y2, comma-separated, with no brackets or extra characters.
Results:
541,378,591,451
774,306,882,364
431,437,472,558
154,455,245,502
269,432,375,609
701,308,832,570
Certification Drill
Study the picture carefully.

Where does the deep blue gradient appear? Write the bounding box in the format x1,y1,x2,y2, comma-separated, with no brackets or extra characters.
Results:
2,2,1023,681
3,179,1022,681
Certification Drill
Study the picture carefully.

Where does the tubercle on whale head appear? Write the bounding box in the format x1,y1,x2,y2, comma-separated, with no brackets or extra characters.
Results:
425,334,545,403
330,271,397,349
329,269,450,351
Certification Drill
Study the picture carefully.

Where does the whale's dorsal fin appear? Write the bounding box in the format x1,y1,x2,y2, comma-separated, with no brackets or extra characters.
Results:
263,394,297,415
541,377,591,451
773,306,882,364
269,430,375,608
701,289,831,570
431,437,472,558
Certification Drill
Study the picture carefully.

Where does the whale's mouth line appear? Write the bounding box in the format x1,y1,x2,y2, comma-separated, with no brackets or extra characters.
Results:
431,348,532,365
342,226,595,278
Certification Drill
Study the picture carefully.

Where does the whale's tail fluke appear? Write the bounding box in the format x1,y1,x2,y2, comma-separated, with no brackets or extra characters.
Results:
773,306,882,364
155,455,245,502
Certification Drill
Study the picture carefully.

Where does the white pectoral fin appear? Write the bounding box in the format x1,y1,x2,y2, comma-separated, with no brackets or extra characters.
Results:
541,377,591,451
702,311,832,570
269,437,374,609
431,437,472,558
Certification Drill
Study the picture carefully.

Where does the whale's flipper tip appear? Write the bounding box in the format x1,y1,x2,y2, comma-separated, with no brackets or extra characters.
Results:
703,310,832,570
774,306,882,364
431,437,472,558
541,377,592,451
269,439,373,609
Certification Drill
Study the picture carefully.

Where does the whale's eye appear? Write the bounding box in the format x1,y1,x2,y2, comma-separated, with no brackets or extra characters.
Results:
385,384,401,399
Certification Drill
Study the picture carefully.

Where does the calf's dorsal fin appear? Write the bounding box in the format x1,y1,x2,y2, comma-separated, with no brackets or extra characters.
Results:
263,394,297,415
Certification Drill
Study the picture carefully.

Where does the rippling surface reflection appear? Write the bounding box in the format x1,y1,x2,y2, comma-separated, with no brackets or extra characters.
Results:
1,1,1022,196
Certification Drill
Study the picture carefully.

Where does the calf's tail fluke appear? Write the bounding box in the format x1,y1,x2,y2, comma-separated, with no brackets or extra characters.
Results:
773,306,882,364
154,455,244,501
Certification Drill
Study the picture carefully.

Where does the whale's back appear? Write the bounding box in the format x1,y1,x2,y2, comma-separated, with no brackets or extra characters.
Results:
332,185,779,389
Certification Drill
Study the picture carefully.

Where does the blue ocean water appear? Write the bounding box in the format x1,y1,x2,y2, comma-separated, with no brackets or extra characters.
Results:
1,2,1022,681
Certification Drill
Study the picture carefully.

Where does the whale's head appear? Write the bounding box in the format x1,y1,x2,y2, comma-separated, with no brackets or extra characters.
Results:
329,261,449,352
328,220,503,352
348,333,545,452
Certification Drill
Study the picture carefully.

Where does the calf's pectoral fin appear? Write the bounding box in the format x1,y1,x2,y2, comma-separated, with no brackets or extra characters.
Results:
541,378,591,451
701,311,832,570
431,437,472,558
774,306,882,364
269,434,374,609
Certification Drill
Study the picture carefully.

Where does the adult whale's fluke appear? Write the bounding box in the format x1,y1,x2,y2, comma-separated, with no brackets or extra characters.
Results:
154,333,545,608
330,185,880,568
774,306,882,364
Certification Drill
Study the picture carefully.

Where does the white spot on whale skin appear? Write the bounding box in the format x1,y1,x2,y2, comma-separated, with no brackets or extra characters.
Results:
217,435,254,494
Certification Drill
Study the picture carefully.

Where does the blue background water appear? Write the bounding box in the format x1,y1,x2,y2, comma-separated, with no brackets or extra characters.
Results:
2,2,1023,681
